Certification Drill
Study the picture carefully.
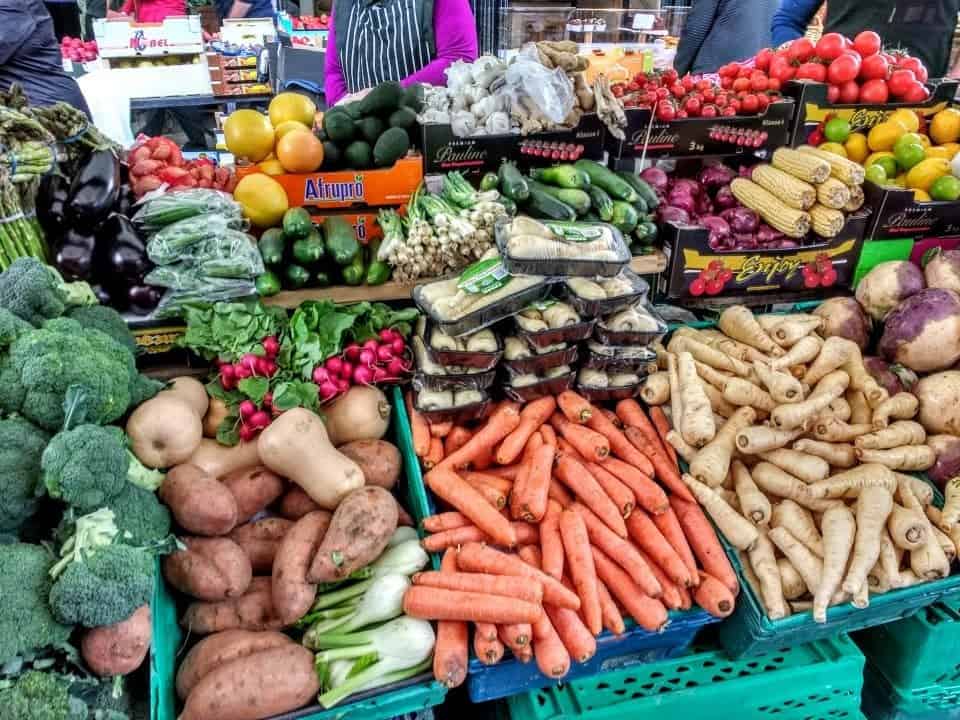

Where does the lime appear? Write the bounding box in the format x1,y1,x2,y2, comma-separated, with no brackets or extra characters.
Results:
930,175,960,201
895,141,926,171
894,133,926,155
824,117,851,144
869,155,898,179
865,164,887,185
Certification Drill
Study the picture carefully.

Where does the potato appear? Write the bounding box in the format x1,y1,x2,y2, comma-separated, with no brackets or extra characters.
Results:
229,518,294,573
278,487,322,520
159,464,238,536
176,630,293,701
164,537,252,601
272,511,331,625
81,605,151,677
307,487,398,583
338,439,402,490
179,644,319,720
221,466,285,523
127,394,203,468
181,577,284,634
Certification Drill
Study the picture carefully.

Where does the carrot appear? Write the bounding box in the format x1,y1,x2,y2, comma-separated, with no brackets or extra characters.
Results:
444,426,473,457
549,479,574,508
693,571,736,618
600,408,623,429
652,507,699,584
552,412,610,462
499,623,532,653
591,546,669,632
510,433,544,521
558,390,593,424
423,522,539,552
671,497,739,595
514,644,534,663
497,397,557,465
540,501,565,581
462,471,513,498
596,579,626,635
404,586,543,624
625,510,692,587
676,582,693,610
514,443,556,523
430,420,454,438
546,603,597,663
427,468,518,547
439,403,522,471
649,407,679,466
517,543,543,568
587,407,656,475
474,621,498,642
423,512,472,533
407,391,431,457
456,542,580,610
539,424,557,448
517,546,571,678
473,444,495,471
433,550,468,688
624,425,695,503
570,502,661,597
586,462,635,518
617,399,667,454
559,509,602,635
600,457,667,515
554,454,628,538
636,548,684,610
485,465,521,481
557,437,587,463
473,630,505,665
423,436,445,469
464,480,507,509
414,570,544,604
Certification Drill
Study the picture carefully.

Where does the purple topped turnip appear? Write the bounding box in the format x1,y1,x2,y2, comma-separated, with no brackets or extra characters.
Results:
927,434,960,488
862,356,917,395
813,297,872,350
855,260,925,321
878,288,960,372
923,247,960,294
915,370,960,435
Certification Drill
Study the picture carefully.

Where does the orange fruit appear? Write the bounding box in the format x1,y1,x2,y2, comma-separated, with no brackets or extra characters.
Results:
276,130,324,173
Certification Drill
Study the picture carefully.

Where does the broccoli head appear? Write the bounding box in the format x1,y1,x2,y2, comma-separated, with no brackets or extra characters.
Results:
0,416,49,533
0,258,67,326
42,425,129,513
0,544,73,665
0,670,71,720
66,305,137,354
0,307,31,350
109,483,171,546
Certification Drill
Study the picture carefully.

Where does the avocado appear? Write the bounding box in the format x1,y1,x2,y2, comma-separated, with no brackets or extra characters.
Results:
400,83,425,113
343,140,373,169
342,102,364,120
323,110,354,144
388,107,418,131
356,81,403,115
322,141,341,169
358,115,386,144
282,207,313,240
373,127,410,167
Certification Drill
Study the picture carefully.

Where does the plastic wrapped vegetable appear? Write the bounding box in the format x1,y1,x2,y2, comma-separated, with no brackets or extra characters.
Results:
517,309,548,332
465,329,497,352
146,213,246,264
132,189,241,229
542,302,579,328
504,336,531,360
430,328,458,351
606,305,660,332
579,368,609,387
567,278,606,300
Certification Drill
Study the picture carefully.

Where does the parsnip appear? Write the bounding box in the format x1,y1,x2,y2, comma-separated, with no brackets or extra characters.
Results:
939,476,960,530
847,390,871,426
898,569,922,587
668,335,751,376
926,506,960,553
792,439,858,468
894,472,934,507
931,524,957,564
855,445,936,471
807,464,898,499
887,503,928,551
666,431,697,464
738,549,764,602
802,336,886,407
911,533,951,580
690,407,756,488
732,459,771,525
811,417,873,443
771,499,824,557
763,316,824,348
868,563,894,594
677,351,716,448
704,384,737,418
877,531,902,590
747,529,788,619
777,557,807,600
752,463,840,512
769,526,823,594
855,421,927,450
694,361,734,390
736,426,803,454
842,485,894,595
698,328,772,363
758,448,830,483
813,504,856,623
753,361,804,404
790,600,814,613
872,392,919,430
852,579,870,609
723,378,777,413
771,370,849,430
718,306,784,357
640,372,670,406
769,335,822,371
822,397,852,422
667,353,684,440
683,474,759,550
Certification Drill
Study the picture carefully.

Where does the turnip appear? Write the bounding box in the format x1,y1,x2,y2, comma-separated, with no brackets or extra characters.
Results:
923,248,960,293
862,356,917,395
915,370,960,435
855,260,925,321
928,434,960,487
879,288,960,372
813,297,872,350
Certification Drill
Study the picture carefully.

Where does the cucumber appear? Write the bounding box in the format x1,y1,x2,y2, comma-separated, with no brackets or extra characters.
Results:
585,185,614,222
531,164,591,189
611,201,640,234
529,180,591,215
618,171,660,209
633,196,648,215
636,221,658,244
524,184,577,221
574,159,637,202
498,161,529,202
582,212,602,222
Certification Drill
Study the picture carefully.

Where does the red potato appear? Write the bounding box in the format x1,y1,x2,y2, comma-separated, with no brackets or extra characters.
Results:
337,439,402,489
229,518,295,573
163,537,253,601
176,630,293,700
159,464,238,536
181,577,285,635
278,487,322,520
220,466,285,523
81,605,151,677
272,511,331,625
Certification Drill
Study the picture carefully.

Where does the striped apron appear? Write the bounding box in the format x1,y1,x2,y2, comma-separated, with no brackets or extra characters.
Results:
334,0,435,94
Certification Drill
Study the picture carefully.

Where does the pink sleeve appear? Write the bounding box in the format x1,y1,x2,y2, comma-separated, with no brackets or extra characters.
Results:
324,10,349,106
401,0,478,87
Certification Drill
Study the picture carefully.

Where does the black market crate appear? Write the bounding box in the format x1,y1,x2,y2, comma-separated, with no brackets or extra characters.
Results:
863,180,960,239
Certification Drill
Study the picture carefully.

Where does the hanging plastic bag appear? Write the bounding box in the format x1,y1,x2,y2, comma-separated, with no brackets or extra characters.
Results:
504,44,574,125
146,213,248,264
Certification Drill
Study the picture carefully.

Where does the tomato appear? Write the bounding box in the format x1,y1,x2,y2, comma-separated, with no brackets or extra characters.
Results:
859,53,889,80
733,77,750,92
696,79,713,92
750,73,769,91
902,81,930,103
715,94,729,107
859,78,890,103
703,88,717,102
899,56,928,83
756,93,771,111
730,99,742,112
681,75,696,91
720,76,733,89
701,104,718,118
827,53,861,84
853,30,881,57
769,56,796,81
656,101,676,120
718,63,736,77
684,96,702,116
755,48,774,71
789,37,816,63
738,66,752,78
796,62,827,82
721,106,736,116
670,82,686,98
816,33,847,61
838,80,860,103
741,94,760,114
676,110,688,119
888,68,917,97
661,68,678,85
827,84,840,103
655,86,671,100
767,77,781,91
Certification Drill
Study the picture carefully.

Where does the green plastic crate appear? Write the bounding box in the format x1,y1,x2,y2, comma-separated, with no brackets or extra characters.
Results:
853,237,916,285
862,661,960,720
150,387,446,720
855,596,960,689
506,634,865,720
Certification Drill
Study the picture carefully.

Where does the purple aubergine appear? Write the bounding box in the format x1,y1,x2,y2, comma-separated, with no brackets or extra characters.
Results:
127,284,163,315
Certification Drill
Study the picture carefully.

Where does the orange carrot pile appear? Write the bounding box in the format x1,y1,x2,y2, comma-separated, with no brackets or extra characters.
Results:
406,391,737,688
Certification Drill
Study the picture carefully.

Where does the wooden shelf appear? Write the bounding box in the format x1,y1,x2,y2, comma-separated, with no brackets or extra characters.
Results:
263,251,667,308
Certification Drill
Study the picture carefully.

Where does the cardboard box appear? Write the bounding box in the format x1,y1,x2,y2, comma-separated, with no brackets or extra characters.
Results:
862,180,960,239
93,16,202,58
304,208,390,245
658,212,868,300
421,114,606,181
275,13,328,52
219,18,276,46
610,99,795,160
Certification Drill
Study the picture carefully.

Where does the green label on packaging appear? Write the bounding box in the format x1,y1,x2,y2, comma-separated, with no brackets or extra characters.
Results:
545,222,605,243
458,258,511,294
526,299,557,312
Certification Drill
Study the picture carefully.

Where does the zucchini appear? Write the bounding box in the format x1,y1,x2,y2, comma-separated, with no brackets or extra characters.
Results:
585,185,614,222
611,201,640,234
524,184,577,221
633,197,648,215
634,221,658,245
529,180,591,215
574,159,637,202
531,164,591,189
498,161,529,202
582,212,602,222
618,171,660,209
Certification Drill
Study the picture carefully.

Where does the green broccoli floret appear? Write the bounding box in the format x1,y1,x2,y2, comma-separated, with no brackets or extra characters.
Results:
66,305,136,354
48,509,153,628
0,416,49,533
0,307,31,350
109,484,171,545
0,670,71,720
42,426,129,513
0,258,67,326
0,544,73,665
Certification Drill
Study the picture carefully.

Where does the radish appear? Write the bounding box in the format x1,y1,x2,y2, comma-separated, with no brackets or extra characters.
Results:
238,424,257,443
386,357,408,377
262,392,273,408
336,377,350,392
372,367,390,383
248,411,271,429
344,343,362,362
376,345,394,363
215,357,229,368
326,357,344,376
379,328,397,343
353,365,374,385
262,336,280,357
340,361,354,379
239,400,257,420
391,337,405,355
359,349,377,367
319,381,339,400
313,366,330,384
234,364,252,380
259,358,278,377
363,339,379,354
241,354,260,373
219,364,236,385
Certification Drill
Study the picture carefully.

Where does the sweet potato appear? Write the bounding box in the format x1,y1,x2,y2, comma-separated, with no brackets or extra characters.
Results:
229,518,295,573
272,511,331,625
337,439,402,490
278,487,322,520
179,644,319,720
81,605,151,677
176,630,293,700
220,466,285,523
159,464,238,536
164,537,252,601
307,486,398,583
181,577,284,634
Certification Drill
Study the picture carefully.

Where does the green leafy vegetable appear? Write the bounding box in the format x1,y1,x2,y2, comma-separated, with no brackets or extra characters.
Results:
178,300,287,361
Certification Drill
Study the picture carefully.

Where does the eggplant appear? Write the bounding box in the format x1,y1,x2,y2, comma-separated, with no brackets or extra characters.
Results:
92,284,113,306
67,149,121,229
55,228,97,280
95,213,151,282
37,173,70,234
127,284,163,315
114,184,136,217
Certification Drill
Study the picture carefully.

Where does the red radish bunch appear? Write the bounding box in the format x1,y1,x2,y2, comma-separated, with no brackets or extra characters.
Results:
312,328,411,402
237,393,274,442
217,336,280,391
128,136,235,197
61,36,98,63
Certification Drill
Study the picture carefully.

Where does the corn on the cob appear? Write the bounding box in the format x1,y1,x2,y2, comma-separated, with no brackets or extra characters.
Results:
752,164,816,210
798,145,866,186
810,203,845,237
816,177,851,209
844,184,865,213
772,147,831,184
731,178,812,238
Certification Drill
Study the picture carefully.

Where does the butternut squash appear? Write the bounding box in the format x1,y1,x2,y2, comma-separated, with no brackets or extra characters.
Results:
127,394,203,469
323,386,391,445
188,439,260,479
168,376,210,418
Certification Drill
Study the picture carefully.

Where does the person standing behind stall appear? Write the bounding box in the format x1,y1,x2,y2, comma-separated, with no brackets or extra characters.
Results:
216,0,274,19
324,0,478,106
673,0,778,75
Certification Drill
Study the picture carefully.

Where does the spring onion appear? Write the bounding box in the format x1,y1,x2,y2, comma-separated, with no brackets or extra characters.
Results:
303,574,411,648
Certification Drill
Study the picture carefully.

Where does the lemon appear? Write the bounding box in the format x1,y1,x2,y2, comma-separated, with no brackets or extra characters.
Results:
925,146,955,161
275,120,310,141
914,189,932,201
942,142,960,158
906,157,951,191
258,159,286,175
268,92,317,128
844,133,869,164
930,108,960,145
868,122,906,152
224,109,275,162
234,173,289,228
888,108,920,134
819,142,848,158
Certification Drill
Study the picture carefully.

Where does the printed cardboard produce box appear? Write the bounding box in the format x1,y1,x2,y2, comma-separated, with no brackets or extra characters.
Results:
658,212,868,300
610,99,795,160
862,180,960,239
421,114,605,180
303,208,395,245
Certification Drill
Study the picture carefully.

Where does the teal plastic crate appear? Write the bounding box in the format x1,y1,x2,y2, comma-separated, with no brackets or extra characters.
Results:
506,633,865,720
862,661,960,720
151,387,446,720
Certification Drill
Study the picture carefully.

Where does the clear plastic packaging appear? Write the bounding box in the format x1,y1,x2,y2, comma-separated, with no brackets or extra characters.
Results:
151,280,256,318
502,367,576,402
132,189,242,229
594,301,668,346
502,340,578,375
575,367,644,403
582,341,657,373
144,234,264,285
414,388,494,424
514,301,595,348
422,320,503,370
496,217,631,277
413,369,497,393
146,213,248,264
561,269,650,318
